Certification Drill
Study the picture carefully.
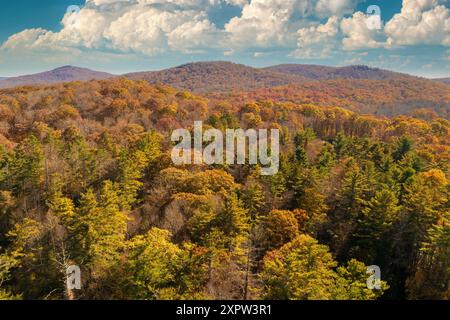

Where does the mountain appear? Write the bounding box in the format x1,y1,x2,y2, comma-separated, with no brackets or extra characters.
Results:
125,61,433,93
0,66,113,88
434,77,450,85
124,61,306,93
264,64,415,81
1,62,445,93
1,62,448,118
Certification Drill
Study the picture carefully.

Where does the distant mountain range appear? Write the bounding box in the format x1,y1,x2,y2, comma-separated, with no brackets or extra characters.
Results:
435,77,450,85
263,64,414,81
1,61,447,92
0,66,113,88
0,61,448,118
124,61,427,93
125,61,306,92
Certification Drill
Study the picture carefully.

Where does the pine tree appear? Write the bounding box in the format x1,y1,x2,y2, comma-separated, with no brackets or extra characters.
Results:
9,136,44,196
260,235,388,300
393,136,413,162
351,189,400,263
406,212,450,299
123,228,208,300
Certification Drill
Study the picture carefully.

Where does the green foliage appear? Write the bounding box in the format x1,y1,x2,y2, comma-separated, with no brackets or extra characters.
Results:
122,228,208,300
8,136,44,195
0,79,448,300
261,235,387,300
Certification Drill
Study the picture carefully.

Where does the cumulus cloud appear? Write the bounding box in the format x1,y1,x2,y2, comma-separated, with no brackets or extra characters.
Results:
292,16,340,58
224,0,359,48
104,7,222,55
1,0,227,56
0,0,448,63
385,0,450,47
292,0,449,56
341,11,384,50
315,0,359,18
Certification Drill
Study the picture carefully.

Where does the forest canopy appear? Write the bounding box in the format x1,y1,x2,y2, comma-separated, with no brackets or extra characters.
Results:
0,78,448,300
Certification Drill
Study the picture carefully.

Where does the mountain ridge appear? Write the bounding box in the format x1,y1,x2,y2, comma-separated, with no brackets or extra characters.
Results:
263,64,417,81
0,66,113,88
124,61,308,93
0,62,446,91
434,77,450,85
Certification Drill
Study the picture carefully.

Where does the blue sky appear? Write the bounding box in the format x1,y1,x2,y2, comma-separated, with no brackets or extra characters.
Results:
0,0,448,78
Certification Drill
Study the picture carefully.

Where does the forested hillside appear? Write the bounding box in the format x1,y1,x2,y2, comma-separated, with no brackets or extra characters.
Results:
1,62,448,119
264,64,412,81
125,61,307,92
213,80,450,119
126,62,450,118
0,66,113,89
0,78,448,300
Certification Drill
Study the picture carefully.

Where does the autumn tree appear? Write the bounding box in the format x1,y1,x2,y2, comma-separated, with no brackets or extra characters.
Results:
260,235,387,300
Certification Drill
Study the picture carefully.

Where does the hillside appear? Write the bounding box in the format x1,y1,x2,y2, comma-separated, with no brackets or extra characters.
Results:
435,77,450,85
123,62,449,118
124,61,306,93
0,78,448,300
209,79,450,119
0,62,448,118
125,62,425,93
264,64,414,81
0,66,113,88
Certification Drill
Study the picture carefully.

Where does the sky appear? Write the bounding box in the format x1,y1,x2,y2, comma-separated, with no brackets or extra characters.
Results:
0,0,448,78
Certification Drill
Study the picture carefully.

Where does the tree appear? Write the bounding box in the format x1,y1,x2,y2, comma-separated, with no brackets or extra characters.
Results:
240,178,265,219
393,136,413,162
3,218,44,298
60,126,99,196
332,132,349,159
291,168,327,234
263,210,300,250
87,181,128,270
50,182,128,274
214,194,250,247
260,235,387,300
328,160,378,258
122,228,208,300
0,250,21,300
350,189,400,263
406,213,450,299
293,129,315,166
334,259,388,300
117,131,161,210
9,136,44,196
261,234,337,300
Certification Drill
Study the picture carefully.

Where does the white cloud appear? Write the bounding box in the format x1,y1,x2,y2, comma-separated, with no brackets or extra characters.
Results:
104,7,222,55
224,0,360,48
1,29,47,50
385,0,450,47
341,11,384,50
1,0,227,56
0,0,448,64
224,0,298,48
292,16,340,58
315,0,359,18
